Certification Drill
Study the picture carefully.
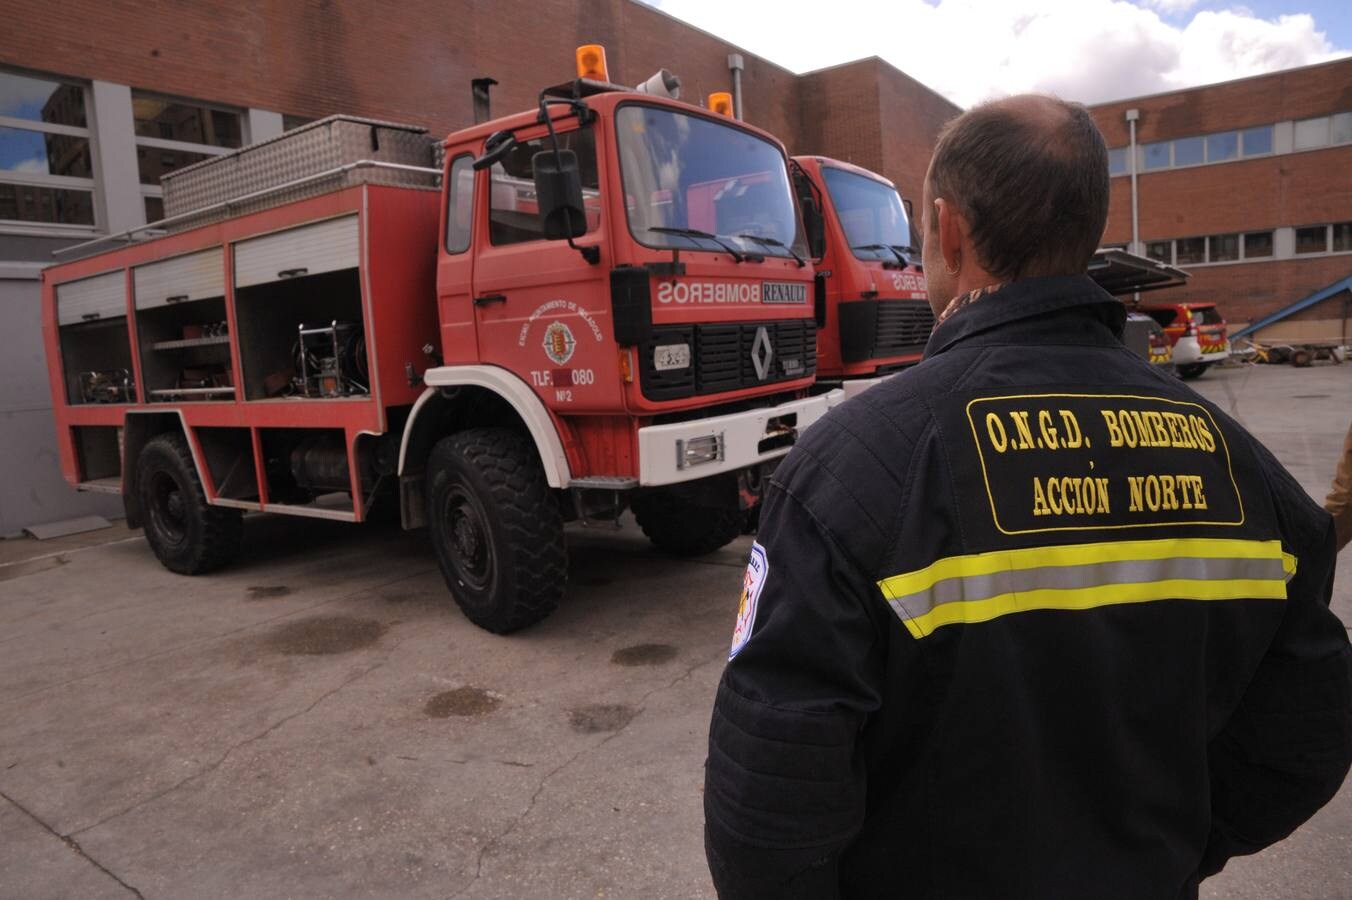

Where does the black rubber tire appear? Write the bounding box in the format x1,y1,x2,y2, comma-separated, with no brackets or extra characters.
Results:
631,487,744,557
1290,348,1314,368
1177,363,1208,380
425,428,567,634
136,433,243,575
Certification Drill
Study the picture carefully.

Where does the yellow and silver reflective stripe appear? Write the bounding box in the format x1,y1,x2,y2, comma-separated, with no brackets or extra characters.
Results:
877,538,1295,639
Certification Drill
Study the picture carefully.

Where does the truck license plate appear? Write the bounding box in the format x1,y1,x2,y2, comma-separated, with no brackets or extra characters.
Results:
654,343,691,371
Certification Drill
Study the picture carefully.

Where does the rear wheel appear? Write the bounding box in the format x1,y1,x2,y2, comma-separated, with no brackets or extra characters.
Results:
631,477,743,557
1177,363,1208,380
426,428,566,634
136,433,242,574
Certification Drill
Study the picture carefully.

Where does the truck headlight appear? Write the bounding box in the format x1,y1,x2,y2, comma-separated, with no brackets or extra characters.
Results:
676,433,723,469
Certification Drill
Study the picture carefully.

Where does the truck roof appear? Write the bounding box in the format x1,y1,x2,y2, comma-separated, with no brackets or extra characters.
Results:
793,155,897,190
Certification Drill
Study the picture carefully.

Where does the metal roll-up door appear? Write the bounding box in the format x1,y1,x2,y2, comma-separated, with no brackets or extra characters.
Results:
233,215,360,289
56,271,126,326
133,248,225,310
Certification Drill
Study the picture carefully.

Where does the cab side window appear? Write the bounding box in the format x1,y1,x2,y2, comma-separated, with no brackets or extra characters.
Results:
445,154,474,254
489,129,600,246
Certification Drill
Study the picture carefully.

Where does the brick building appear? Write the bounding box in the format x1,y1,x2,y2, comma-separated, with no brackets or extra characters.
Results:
1090,58,1352,333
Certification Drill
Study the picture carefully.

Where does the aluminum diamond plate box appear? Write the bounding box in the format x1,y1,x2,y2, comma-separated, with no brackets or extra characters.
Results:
161,115,440,231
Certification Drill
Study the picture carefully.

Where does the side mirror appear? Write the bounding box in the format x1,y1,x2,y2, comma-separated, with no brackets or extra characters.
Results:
801,197,826,260
472,130,517,171
533,149,587,240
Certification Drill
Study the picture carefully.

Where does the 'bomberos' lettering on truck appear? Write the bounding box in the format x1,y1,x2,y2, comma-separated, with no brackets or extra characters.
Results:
40,45,834,634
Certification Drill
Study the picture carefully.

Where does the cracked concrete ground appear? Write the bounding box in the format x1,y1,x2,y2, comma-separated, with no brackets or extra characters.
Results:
1,362,1349,898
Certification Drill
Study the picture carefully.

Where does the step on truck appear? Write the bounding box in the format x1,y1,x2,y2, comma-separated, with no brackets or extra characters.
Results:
41,46,831,632
790,156,932,398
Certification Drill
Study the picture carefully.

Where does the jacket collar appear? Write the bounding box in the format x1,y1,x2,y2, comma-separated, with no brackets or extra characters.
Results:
923,274,1127,358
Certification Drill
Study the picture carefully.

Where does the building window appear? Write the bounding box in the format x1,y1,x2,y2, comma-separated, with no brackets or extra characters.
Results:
131,90,242,223
1293,116,1330,150
1208,233,1239,263
1205,131,1238,162
1333,222,1352,253
1107,147,1128,176
282,114,315,132
1332,112,1352,145
0,69,96,228
1241,125,1273,156
1143,141,1171,171
1173,136,1204,166
1175,236,1205,265
1242,231,1273,259
1145,240,1172,263
1295,225,1328,254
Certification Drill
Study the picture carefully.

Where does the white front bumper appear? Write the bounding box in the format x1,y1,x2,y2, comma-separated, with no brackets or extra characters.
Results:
636,390,844,486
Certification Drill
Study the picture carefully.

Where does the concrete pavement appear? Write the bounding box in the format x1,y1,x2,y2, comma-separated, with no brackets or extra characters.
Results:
0,361,1349,898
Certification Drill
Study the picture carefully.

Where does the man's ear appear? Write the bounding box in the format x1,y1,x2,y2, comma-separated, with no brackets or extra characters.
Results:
934,197,964,273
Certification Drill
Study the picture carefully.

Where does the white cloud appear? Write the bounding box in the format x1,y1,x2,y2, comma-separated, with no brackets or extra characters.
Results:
643,0,1347,106
1138,0,1200,14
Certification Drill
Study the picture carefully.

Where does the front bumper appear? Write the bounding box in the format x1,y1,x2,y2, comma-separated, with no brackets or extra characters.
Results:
636,390,843,487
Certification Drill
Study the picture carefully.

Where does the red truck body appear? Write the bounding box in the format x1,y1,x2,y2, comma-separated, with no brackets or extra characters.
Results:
41,64,831,631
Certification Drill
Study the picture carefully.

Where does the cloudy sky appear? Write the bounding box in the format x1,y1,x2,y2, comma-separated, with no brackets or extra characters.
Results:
640,0,1350,107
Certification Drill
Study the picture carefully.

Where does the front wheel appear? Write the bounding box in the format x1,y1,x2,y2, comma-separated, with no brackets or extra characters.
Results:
136,433,242,574
426,428,567,634
631,477,744,557
1177,363,1208,380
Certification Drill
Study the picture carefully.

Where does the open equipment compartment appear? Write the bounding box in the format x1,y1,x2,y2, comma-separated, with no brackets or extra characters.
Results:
232,214,370,401
55,270,135,405
132,247,233,402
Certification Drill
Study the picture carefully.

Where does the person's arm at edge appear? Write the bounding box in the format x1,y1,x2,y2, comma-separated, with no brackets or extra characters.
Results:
1324,420,1352,551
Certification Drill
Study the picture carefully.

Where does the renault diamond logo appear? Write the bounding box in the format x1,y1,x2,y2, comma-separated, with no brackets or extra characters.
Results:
751,326,773,381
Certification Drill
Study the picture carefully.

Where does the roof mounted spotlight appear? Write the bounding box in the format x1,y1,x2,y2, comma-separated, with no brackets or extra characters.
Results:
635,69,681,100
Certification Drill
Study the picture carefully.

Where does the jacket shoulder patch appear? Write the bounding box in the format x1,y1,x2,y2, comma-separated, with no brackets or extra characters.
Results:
730,542,768,660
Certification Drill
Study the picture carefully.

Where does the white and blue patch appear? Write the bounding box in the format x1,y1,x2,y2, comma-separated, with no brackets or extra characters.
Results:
729,541,768,660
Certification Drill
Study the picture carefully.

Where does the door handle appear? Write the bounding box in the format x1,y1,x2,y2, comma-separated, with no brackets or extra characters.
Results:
474,294,507,307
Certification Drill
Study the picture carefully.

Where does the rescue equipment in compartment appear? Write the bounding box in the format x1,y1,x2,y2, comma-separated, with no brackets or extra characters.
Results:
80,369,135,404
294,321,369,398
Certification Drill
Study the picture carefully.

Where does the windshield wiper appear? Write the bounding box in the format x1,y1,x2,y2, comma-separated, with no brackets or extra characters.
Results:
852,243,910,269
889,244,921,269
647,226,744,262
735,234,805,267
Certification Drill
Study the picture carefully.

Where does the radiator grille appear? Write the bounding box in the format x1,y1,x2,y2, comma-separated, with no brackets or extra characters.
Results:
639,319,816,401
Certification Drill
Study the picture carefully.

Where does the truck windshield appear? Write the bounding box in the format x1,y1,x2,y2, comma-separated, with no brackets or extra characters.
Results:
616,105,805,260
821,167,913,263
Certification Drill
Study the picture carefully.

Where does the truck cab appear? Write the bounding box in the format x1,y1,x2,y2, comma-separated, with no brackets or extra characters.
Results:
791,156,931,391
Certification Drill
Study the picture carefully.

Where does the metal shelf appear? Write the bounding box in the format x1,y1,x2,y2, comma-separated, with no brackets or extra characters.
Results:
148,386,236,397
150,334,230,351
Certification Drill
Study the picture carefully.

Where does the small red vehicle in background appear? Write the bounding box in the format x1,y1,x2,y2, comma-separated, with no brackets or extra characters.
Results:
1137,301,1230,379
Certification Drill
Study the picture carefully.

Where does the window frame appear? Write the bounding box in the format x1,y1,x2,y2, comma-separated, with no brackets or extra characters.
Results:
0,68,97,233
1294,224,1330,255
443,153,474,254
130,88,242,224
1293,115,1330,151
1241,231,1273,260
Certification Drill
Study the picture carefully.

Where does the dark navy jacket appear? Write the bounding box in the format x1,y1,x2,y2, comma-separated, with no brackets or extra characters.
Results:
704,276,1352,899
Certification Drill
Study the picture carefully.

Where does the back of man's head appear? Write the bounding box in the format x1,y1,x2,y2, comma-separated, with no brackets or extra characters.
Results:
926,95,1109,280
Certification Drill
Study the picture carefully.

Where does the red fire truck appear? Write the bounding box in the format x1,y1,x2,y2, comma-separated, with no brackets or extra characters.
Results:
790,156,931,393
41,48,830,632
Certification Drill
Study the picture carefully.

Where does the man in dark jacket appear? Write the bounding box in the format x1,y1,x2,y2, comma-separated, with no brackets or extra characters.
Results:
704,95,1352,899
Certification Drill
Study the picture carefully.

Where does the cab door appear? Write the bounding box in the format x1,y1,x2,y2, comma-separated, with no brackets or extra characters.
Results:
471,124,619,411
436,152,479,364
